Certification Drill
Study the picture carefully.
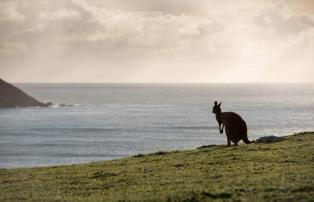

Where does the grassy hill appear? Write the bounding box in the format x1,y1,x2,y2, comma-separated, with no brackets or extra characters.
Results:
1,132,313,201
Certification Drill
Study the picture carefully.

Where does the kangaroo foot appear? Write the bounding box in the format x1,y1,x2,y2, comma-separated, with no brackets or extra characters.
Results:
227,139,231,146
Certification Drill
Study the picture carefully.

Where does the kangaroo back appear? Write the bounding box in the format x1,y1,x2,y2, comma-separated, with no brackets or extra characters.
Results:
221,112,249,144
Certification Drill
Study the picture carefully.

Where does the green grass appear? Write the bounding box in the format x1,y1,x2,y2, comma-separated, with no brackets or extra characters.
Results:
1,132,314,201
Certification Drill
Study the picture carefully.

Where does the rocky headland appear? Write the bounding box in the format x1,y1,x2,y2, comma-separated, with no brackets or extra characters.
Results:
0,78,51,108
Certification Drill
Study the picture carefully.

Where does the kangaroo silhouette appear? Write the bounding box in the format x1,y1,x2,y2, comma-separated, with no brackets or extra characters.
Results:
212,101,253,146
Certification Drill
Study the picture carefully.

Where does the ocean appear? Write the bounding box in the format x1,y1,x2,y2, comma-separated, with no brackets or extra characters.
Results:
0,83,313,168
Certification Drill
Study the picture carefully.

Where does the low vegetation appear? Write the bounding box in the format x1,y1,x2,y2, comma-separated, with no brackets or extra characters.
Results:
1,132,313,201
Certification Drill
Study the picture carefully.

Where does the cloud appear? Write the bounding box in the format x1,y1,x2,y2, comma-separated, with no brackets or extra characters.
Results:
38,8,81,21
0,1,25,23
252,2,314,39
0,42,28,55
0,0,314,82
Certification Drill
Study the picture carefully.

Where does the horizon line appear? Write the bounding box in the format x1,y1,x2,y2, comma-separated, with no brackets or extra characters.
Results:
11,81,314,85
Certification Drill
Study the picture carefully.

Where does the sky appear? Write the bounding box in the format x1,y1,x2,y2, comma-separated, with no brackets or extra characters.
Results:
0,0,314,83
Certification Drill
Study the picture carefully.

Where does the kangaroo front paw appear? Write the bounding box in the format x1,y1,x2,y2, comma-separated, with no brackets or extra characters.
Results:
220,129,223,134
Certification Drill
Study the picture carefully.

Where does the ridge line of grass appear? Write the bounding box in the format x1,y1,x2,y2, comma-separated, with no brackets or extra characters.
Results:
0,132,313,201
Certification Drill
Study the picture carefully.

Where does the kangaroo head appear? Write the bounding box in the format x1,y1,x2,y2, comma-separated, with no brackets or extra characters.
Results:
212,101,222,114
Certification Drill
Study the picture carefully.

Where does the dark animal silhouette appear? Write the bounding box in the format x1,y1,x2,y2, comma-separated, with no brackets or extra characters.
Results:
212,101,253,146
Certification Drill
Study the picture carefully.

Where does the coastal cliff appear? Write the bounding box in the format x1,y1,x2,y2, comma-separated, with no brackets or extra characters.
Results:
0,78,51,108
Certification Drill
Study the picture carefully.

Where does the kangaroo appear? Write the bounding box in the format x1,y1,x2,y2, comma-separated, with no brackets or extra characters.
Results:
212,101,253,146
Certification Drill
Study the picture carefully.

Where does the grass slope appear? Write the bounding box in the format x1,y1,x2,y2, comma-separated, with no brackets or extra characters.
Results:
1,132,314,201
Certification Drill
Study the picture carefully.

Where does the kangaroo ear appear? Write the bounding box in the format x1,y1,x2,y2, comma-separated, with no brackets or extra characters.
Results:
218,102,222,106
214,101,218,106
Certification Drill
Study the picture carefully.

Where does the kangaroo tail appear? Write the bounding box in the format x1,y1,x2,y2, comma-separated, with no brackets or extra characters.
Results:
243,137,255,144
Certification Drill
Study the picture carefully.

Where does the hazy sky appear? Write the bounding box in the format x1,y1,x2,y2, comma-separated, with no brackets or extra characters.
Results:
1,0,314,83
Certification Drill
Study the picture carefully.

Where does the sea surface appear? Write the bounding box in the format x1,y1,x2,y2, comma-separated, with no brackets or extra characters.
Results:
0,84,313,168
